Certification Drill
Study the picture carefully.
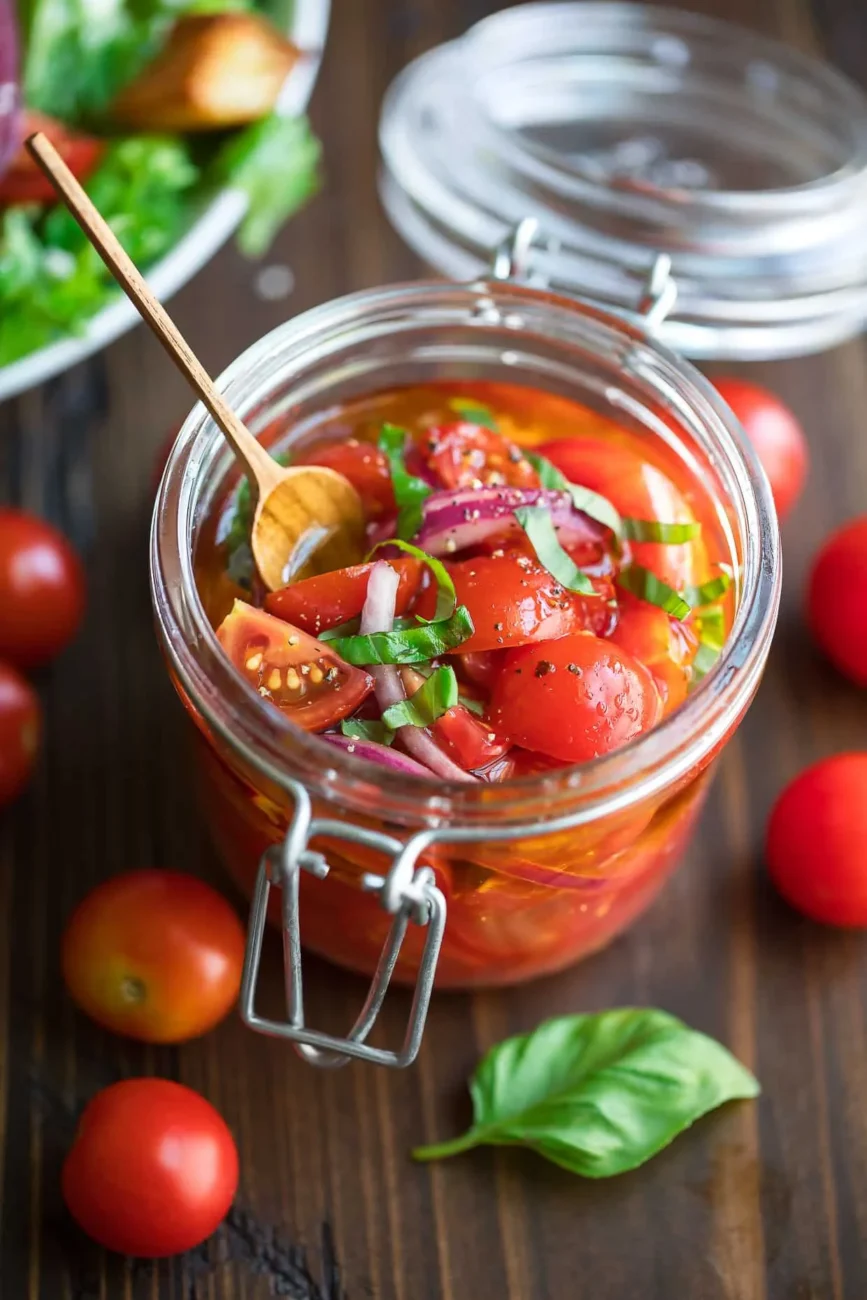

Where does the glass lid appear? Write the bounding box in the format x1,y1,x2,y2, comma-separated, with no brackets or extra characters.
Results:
378,2,867,360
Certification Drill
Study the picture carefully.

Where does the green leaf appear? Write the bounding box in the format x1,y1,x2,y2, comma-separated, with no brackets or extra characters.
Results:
412,1009,759,1177
690,641,722,682
684,572,733,608
525,451,623,539
329,606,474,665
616,565,692,620
340,718,394,744
514,506,595,595
218,451,291,587
368,538,456,623
377,424,432,541
459,695,485,717
622,518,701,544
213,114,321,258
382,666,458,730
448,397,498,430
696,605,726,650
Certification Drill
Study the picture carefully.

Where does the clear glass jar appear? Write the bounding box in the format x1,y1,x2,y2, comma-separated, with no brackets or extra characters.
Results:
151,278,779,1062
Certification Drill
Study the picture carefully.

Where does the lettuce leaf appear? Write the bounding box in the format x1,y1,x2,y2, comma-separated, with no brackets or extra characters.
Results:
212,113,320,257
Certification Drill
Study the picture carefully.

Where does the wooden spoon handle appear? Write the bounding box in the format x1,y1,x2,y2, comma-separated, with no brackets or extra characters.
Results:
25,131,279,489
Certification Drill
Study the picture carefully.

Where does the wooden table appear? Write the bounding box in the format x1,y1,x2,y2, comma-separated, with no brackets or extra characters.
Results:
2,1,867,1296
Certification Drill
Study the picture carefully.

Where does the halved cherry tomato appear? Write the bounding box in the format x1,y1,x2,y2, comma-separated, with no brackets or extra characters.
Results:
538,438,705,590
217,600,373,730
433,705,510,771
417,553,609,653
0,509,85,669
609,594,698,714
303,439,395,518
0,662,40,806
490,633,662,763
0,112,103,206
712,377,808,521
62,1079,238,1258
61,870,245,1043
420,421,540,490
264,556,422,635
457,650,503,692
806,517,867,686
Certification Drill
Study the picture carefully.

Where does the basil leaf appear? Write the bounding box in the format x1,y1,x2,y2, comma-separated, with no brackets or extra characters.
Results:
412,1009,759,1177
319,617,361,642
691,641,722,682
684,572,733,607
525,451,623,539
696,605,726,651
368,538,456,623
382,666,458,730
616,564,692,620
448,397,499,430
514,506,595,595
220,451,291,586
622,518,701,544
340,719,394,744
459,695,485,717
378,424,432,540
329,605,474,665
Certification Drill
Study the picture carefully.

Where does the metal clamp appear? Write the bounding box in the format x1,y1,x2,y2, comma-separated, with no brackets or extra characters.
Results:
239,780,446,1069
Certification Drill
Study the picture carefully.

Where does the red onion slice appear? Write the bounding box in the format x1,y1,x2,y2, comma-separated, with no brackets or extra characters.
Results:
321,733,434,777
415,487,605,556
0,0,20,176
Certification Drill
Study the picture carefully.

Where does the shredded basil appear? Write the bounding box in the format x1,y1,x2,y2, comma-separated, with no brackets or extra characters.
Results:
691,641,722,681
460,695,485,718
525,451,623,539
319,617,361,642
616,564,692,620
377,423,432,540
622,518,701,544
696,605,726,650
448,397,498,430
368,538,457,622
382,666,459,730
685,572,733,607
328,606,475,665
514,506,595,595
340,719,394,744
221,450,291,587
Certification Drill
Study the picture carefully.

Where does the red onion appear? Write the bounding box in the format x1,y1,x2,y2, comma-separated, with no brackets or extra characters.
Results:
0,0,20,177
321,733,434,778
360,560,477,782
415,487,605,556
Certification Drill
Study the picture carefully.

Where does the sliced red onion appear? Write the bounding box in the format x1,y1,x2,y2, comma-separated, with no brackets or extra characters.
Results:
0,0,20,177
359,560,477,783
415,487,605,556
321,733,434,778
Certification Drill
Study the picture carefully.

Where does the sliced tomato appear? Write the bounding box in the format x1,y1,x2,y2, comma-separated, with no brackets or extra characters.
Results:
264,557,422,636
217,600,372,731
0,112,103,207
432,705,510,771
490,633,662,764
417,553,610,653
538,437,706,590
420,421,540,491
457,650,503,692
609,594,698,714
302,439,395,518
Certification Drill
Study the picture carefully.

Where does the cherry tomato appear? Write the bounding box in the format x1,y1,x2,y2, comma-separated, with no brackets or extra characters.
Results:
457,650,503,692
806,517,867,686
420,421,540,491
264,556,422,635
766,753,867,926
609,595,698,714
62,1079,239,1257
303,439,395,518
0,112,103,207
0,510,85,669
490,633,662,763
217,600,373,730
417,553,609,653
61,870,245,1043
433,704,510,771
712,377,808,521
538,438,705,589
0,662,40,806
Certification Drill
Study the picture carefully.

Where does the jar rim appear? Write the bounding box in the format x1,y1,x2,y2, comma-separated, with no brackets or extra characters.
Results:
150,277,780,830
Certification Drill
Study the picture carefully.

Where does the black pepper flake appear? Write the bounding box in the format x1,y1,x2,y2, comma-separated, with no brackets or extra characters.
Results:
567,662,582,676
515,668,523,675
535,660,555,678
493,621,503,631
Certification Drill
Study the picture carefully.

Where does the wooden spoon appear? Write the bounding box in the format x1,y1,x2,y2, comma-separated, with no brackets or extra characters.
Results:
26,131,365,591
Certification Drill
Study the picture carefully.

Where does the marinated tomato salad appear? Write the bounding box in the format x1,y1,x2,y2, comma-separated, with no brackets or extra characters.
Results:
197,382,735,783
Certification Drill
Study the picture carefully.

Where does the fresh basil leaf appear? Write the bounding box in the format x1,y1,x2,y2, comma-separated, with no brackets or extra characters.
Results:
382,666,458,730
329,606,474,665
368,538,456,622
696,605,726,651
377,424,432,541
219,451,291,586
691,641,722,682
514,506,595,595
340,719,394,744
459,695,485,717
616,564,692,620
525,451,623,539
213,115,321,259
412,1009,759,1177
684,572,733,607
448,397,498,430
622,518,701,544
319,616,361,642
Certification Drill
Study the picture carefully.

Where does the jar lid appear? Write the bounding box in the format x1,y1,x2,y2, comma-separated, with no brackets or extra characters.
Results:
379,2,867,360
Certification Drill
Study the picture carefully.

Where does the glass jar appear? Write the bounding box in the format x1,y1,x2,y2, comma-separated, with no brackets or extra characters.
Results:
151,276,779,1067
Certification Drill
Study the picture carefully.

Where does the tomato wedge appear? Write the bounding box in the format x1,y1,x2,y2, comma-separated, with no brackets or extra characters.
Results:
420,421,540,491
264,556,422,635
0,112,103,206
302,439,395,518
432,705,510,771
609,594,698,714
217,600,372,731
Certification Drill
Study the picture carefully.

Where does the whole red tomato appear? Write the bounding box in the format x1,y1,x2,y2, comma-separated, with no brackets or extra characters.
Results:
0,661,40,806
766,753,867,927
712,377,808,521
806,516,867,686
62,870,245,1043
63,1079,239,1257
0,510,85,668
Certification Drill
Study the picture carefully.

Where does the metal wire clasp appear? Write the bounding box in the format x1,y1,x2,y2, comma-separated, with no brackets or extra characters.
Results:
239,780,446,1069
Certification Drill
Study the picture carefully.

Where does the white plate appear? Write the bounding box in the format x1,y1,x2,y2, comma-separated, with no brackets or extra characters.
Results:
0,0,331,403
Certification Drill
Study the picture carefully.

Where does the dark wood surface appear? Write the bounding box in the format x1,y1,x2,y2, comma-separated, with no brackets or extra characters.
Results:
2,1,867,1296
